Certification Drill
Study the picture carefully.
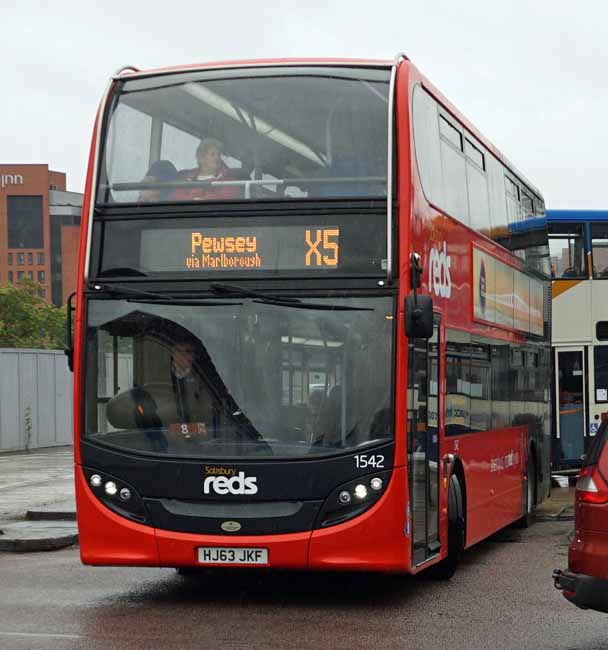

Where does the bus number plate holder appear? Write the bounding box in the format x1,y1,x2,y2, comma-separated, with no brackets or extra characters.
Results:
197,547,268,565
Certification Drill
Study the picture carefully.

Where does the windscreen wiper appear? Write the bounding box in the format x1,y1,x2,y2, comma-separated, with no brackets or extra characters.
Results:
251,299,372,311
210,282,372,311
97,267,148,278
210,282,301,303
89,284,241,306
89,283,171,301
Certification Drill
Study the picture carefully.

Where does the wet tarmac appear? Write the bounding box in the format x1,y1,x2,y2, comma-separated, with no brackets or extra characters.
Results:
0,519,607,650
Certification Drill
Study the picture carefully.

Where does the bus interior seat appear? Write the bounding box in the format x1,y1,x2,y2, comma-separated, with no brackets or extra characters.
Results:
318,157,369,197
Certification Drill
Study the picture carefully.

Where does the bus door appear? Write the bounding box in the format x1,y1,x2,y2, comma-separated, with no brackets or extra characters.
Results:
555,347,586,465
407,318,441,566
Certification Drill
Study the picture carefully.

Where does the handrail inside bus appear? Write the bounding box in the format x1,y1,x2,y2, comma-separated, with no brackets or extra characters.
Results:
105,176,387,191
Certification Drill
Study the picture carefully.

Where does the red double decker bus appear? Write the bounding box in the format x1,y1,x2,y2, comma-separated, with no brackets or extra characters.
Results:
69,55,551,575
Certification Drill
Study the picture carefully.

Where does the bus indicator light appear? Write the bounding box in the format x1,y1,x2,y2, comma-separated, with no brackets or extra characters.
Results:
354,484,368,500
119,488,132,501
370,477,383,491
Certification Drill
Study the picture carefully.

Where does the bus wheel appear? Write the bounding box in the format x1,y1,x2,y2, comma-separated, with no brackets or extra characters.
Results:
429,473,465,580
517,455,536,529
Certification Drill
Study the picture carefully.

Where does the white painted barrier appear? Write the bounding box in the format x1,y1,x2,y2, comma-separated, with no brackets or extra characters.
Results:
0,349,72,451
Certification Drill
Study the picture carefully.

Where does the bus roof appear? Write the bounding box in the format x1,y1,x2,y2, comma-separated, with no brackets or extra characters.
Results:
109,56,543,203
114,58,394,80
407,61,543,202
547,210,608,223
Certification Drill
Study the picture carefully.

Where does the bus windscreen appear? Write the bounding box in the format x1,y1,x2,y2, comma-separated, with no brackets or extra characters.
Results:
84,296,394,460
96,67,391,204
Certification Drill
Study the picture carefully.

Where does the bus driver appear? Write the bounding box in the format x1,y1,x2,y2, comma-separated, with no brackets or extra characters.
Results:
168,338,215,439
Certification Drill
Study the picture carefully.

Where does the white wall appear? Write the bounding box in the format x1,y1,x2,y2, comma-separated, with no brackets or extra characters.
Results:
0,349,72,451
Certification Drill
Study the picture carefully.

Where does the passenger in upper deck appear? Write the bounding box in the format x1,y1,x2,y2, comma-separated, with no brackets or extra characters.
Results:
171,138,241,201
139,160,178,202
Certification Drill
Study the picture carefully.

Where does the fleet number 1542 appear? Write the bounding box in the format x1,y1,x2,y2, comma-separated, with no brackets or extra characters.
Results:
355,454,385,469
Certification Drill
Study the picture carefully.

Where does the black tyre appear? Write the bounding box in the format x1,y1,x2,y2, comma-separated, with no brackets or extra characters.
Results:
517,454,536,529
176,567,205,576
429,473,465,580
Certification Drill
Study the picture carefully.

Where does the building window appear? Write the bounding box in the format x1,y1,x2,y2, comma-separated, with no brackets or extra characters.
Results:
7,253,12,265
8,271,13,283
7,196,43,249
39,288,46,298
17,253,25,266
17,271,24,280
27,252,33,265
38,252,45,265
38,271,45,283
27,271,33,280
549,223,586,279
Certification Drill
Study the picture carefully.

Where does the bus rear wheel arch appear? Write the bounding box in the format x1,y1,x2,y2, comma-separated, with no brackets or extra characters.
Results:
429,463,466,580
518,445,537,528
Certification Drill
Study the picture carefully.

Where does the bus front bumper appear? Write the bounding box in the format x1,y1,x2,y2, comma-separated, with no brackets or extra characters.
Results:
553,569,608,613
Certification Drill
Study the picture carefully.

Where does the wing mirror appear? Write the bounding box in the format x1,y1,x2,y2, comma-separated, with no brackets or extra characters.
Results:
64,292,76,372
404,253,433,339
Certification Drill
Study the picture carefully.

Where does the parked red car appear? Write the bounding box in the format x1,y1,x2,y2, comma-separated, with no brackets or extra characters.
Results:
554,421,608,613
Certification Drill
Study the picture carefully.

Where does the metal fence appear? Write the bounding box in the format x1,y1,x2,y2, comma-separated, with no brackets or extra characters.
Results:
0,349,72,452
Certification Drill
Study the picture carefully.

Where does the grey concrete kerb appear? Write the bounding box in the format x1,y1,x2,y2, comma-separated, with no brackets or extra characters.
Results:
0,447,77,552
0,520,78,552
0,501,78,553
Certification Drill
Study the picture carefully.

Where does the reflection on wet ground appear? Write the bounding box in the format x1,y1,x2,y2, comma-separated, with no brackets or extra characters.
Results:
0,521,605,650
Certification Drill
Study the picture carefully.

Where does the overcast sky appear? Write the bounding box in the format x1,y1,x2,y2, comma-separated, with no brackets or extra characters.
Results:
2,0,607,208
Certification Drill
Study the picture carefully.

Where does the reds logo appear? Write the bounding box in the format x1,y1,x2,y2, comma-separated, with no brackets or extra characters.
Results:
203,471,258,496
428,242,452,299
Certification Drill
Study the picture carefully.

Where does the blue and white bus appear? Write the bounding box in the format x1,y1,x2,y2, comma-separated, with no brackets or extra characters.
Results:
548,210,608,469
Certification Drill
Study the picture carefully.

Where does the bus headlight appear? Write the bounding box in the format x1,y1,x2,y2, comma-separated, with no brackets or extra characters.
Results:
83,468,147,523
316,470,391,528
89,474,102,488
104,481,118,496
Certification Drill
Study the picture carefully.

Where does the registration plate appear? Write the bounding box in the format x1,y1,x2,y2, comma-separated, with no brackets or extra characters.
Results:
197,547,268,565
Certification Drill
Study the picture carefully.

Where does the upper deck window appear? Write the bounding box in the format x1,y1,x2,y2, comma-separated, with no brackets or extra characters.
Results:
439,116,463,151
465,139,485,170
96,67,390,205
591,223,608,279
548,223,587,279
521,191,533,218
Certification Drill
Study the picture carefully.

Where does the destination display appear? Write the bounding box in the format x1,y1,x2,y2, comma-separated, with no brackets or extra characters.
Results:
140,225,344,273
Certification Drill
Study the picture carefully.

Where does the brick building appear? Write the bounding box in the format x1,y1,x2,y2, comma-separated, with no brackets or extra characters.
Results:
0,164,82,306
